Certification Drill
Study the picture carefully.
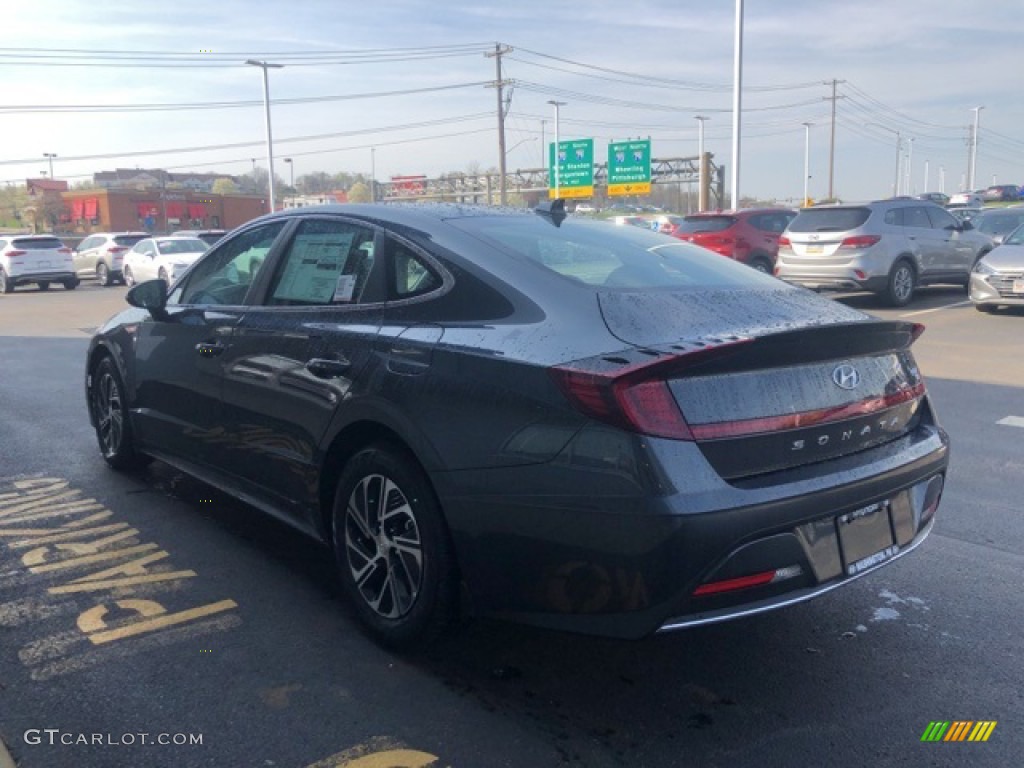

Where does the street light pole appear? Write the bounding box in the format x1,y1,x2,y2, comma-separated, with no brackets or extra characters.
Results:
245,59,284,214
968,106,984,191
43,153,57,180
547,100,566,199
695,115,709,211
540,120,546,168
370,147,376,203
906,138,914,195
284,157,293,186
730,0,744,209
801,123,812,206
867,123,902,197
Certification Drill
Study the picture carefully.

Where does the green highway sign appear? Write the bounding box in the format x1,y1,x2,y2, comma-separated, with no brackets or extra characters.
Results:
548,138,594,199
607,139,652,196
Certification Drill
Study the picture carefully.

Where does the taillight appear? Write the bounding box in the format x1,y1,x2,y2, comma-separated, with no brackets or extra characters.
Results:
107,246,128,253
58,248,72,254
839,235,881,249
6,249,26,257
910,322,925,342
549,340,752,440
778,236,791,248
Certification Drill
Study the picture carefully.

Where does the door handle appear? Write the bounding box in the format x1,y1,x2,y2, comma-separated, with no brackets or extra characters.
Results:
195,341,226,357
305,357,351,378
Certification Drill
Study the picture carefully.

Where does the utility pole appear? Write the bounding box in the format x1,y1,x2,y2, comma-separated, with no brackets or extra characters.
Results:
548,101,566,199
968,106,983,190
801,122,812,206
245,59,284,214
823,79,845,200
485,43,513,205
695,116,709,211
540,119,546,168
906,138,914,195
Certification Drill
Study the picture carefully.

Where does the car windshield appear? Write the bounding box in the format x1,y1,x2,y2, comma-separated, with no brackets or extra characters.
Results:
452,216,774,289
676,216,736,233
787,207,871,233
11,237,64,249
156,238,206,254
114,235,147,247
976,214,1024,236
1004,224,1024,246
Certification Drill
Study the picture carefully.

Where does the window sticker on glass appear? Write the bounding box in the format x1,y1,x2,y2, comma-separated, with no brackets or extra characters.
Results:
333,273,357,302
273,232,355,303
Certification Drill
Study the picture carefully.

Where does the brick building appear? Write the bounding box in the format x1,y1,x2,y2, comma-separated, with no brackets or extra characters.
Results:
59,188,268,235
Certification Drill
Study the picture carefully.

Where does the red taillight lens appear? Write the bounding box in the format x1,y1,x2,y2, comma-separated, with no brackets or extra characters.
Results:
910,322,925,342
6,249,26,257
550,340,751,440
107,246,128,253
839,235,881,249
778,236,791,248
57,247,72,254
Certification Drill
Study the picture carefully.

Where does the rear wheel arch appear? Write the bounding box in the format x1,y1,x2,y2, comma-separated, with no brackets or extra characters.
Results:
318,421,440,541
748,252,773,273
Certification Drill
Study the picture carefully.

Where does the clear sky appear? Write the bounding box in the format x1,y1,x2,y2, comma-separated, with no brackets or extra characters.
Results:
2,0,1021,203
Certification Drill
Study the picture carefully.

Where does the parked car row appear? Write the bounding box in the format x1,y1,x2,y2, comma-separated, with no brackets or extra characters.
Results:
0,229,224,294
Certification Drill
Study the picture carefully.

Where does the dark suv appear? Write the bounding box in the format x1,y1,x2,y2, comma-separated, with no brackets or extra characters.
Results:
670,208,797,273
776,200,995,306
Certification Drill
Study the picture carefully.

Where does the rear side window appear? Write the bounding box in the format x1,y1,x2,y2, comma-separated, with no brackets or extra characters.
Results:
787,208,870,233
114,235,147,247
12,237,64,249
677,216,736,233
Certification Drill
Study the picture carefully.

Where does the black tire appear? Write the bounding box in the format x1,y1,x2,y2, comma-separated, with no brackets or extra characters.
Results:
89,357,149,471
63,278,79,290
158,268,169,285
975,303,997,314
749,256,773,274
331,442,458,649
0,269,14,294
37,281,50,291
96,262,111,287
883,259,916,307
123,266,135,287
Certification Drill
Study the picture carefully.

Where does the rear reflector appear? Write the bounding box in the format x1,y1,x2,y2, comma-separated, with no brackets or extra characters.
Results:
693,565,803,597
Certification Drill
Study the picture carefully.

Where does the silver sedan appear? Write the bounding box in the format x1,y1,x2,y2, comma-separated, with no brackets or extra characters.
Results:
969,223,1024,312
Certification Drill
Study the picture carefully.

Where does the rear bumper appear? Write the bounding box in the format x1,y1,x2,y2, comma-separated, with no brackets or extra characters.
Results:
436,417,949,639
780,274,888,293
7,270,76,285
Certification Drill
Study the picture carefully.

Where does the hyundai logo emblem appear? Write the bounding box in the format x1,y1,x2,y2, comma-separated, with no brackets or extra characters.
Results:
832,364,860,390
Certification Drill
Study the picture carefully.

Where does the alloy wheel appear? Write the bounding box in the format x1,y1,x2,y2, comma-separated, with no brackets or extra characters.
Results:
344,473,423,619
94,370,124,458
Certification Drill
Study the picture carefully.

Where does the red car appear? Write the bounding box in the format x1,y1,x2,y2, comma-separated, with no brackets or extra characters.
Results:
670,208,797,273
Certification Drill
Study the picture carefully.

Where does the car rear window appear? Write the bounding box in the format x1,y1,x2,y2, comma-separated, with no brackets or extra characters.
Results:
155,239,207,254
676,216,736,233
453,216,776,289
12,237,64,249
787,208,871,233
114,235,148,247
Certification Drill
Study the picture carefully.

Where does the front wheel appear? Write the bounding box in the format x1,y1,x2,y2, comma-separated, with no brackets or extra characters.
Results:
90,357,149,470
749,256,773,274
123,266,135,287
331,443,459,649
883,260,915,307
63,278,79,290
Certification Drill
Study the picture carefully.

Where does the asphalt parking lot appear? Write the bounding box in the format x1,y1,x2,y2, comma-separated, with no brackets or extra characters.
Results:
0,281,1020,767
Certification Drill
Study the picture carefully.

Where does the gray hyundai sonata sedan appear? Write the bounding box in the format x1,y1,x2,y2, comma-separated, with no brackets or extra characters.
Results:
85,202,949,647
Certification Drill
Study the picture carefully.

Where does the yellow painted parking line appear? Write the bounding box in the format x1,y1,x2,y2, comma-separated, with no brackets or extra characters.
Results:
49,571,198,594
84,599,238,645
26,543,160,572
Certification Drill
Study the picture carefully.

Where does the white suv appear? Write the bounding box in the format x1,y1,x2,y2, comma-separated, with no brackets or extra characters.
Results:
0,235,78,293
73,232,149,286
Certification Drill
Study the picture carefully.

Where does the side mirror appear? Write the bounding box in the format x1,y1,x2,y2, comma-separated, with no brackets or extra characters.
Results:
125,279,169,320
